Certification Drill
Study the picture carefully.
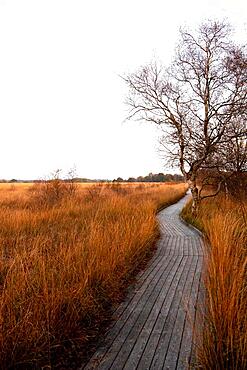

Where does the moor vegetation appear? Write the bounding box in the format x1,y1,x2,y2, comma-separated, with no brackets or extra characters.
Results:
182,185,247,370
0,181,187,369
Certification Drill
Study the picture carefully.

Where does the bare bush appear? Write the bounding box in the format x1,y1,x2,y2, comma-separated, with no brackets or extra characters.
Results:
31,169,79,207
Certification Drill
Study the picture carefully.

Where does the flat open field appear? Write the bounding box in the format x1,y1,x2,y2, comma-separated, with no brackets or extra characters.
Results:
0,181,187,368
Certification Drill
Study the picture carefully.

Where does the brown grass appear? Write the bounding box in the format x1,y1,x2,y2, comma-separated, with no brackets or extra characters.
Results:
0,182,187,368
182,195,247,369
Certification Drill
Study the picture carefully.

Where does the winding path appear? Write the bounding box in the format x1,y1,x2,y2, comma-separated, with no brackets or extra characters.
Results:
82,194,204,370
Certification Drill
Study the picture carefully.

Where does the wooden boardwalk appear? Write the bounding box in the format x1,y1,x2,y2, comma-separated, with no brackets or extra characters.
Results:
82,194,204,370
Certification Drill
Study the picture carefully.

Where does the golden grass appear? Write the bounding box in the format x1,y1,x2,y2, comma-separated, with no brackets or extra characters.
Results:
182,195,247,369
0,182,187,368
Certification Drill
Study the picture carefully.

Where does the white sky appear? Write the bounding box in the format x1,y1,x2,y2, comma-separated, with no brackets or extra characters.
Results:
0,0,246,180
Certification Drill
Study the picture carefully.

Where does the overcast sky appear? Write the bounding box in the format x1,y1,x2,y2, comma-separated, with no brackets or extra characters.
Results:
0,0,246,180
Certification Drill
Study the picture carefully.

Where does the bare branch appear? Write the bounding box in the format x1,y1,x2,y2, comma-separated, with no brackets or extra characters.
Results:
123,20,247,213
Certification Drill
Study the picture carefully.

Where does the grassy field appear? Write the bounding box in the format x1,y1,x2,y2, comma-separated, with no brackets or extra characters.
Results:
182,194,247,370
0,182,187,368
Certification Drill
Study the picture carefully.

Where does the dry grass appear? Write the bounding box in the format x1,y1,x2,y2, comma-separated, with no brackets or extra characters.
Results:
182,195,247,369
0,182,187,368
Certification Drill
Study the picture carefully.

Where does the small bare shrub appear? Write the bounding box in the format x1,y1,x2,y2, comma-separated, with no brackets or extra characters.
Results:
31,169,79,207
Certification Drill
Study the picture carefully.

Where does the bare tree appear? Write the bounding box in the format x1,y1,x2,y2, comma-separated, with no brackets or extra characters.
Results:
123,20,247,214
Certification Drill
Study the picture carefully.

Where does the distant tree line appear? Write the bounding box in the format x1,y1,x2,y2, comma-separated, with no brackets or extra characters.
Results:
0,173,184,183
113,173,184,183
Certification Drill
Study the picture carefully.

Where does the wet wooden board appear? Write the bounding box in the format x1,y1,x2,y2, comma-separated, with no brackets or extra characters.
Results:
82,194,204,370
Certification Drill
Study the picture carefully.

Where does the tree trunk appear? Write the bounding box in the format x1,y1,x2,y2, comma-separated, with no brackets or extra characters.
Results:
188,179,200,216
224,179,229,200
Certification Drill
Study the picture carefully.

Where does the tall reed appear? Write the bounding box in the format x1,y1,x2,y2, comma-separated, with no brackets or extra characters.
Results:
182,195,247,369
0,182,187,368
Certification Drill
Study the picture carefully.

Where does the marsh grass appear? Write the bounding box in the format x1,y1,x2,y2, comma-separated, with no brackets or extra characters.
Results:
182,195,247,370
0,182,187,368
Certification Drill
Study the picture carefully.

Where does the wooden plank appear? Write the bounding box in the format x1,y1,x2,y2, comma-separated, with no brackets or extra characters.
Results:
123,252,189,370
111,253,185,370
147,255,195,370
162,255,199,369
176,255,203,369
190,261,206,368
